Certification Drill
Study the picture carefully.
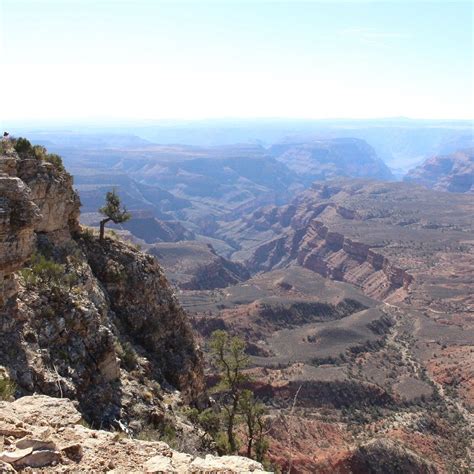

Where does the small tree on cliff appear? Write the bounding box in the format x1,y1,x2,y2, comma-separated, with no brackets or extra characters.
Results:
239,389,268,461
209,330,250,454
98,189,130,241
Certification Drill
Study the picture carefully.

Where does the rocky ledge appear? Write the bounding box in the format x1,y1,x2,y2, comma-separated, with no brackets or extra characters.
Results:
0,394,267,473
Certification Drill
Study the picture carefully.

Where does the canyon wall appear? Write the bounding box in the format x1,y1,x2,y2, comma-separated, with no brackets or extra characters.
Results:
245,200,413,300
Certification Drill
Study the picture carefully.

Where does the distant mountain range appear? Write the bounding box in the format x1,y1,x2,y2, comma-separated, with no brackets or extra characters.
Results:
9,117,473,172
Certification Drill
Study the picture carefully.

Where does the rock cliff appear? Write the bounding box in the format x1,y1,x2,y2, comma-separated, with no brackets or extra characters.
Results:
244,202,414,300
0,139,204,432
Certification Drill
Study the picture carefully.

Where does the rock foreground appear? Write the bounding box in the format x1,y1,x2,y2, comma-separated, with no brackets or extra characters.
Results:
0,394,267,473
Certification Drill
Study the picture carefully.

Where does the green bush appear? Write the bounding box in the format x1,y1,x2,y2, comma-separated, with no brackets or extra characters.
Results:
79,226,96,241
14,137,32,154
19,267,39,289
29,253,65,286
44,153,65,172
136,421,178,448
12,138,65,172
0,376,16,401
19,252,78,292
214,431,232,454
32,145,47,160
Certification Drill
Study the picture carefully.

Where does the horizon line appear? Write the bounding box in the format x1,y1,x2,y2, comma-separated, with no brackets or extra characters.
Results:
3,116,474,125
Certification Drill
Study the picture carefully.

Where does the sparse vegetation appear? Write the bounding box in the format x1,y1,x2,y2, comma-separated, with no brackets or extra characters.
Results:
187,330,269,461
209,329,250,453
0,375,16,401
136,420,178,448
116,341,138,371
239,389,269,461
11,137,65,171
19,252,78,294
13,137,33,154
44,153,65,171
20,253,65,287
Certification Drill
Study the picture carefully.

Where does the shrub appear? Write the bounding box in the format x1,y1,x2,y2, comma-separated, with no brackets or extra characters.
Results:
214,431,232,454
12,138,65,172
32,145,47,160
136,421,178,448
14,137,32,154
188,407,222,439
19,252,77,292
118,342,138,371
19,267,39,289
0,376,16,401
28,253,65,286
44,153,65,172
0,140,13,154
79,226,95,242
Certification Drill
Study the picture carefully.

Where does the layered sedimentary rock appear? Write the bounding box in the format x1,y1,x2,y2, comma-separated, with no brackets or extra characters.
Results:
270,138,394,182
244,204,413,300
220,179,473,307
296,220,413,299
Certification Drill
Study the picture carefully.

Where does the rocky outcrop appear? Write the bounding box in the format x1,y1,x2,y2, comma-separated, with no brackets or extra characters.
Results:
16,157,80,240
225,179,474,302
245,218,413,300
0,143,78,305
0,141,204,431
0,394,267,473
81,236,204,401
0,174,39,305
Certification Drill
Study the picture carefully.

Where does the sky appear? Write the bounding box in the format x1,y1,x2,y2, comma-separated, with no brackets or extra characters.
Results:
0,0,472,121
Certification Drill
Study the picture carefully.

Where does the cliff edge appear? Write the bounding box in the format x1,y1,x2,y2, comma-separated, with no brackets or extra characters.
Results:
0,139,204,433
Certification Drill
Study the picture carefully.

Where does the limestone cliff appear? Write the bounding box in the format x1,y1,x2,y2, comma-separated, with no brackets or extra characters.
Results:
0,140,204,433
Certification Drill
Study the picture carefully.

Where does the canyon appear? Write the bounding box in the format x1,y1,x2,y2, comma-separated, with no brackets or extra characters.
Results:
1,135,473,472
175,179,473,472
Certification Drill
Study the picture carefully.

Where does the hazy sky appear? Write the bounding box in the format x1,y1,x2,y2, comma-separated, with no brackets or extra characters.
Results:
1,0,472,120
